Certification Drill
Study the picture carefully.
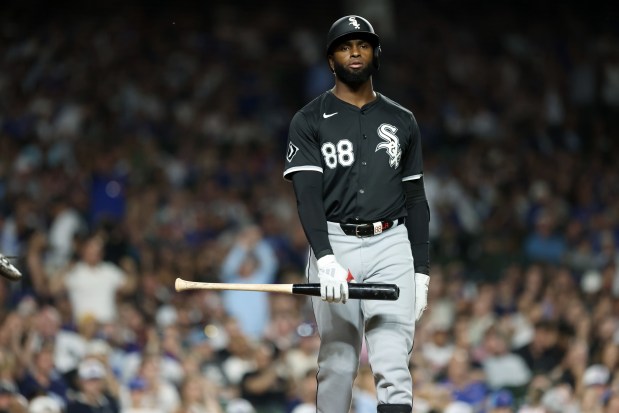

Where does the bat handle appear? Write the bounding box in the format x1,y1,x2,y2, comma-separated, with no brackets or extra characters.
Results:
292,283,399,301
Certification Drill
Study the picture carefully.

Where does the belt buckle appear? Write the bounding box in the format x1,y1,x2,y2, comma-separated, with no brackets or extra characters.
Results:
355,225,363,238
354,223,381,237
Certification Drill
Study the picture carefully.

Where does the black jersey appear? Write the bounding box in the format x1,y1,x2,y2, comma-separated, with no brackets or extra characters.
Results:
283,91,423,223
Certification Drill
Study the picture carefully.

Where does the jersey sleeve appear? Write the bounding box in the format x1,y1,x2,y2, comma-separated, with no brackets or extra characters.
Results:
401,113,423,182
283,111,323,181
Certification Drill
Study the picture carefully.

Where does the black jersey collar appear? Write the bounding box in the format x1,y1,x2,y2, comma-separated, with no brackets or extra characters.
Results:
326,90,382,112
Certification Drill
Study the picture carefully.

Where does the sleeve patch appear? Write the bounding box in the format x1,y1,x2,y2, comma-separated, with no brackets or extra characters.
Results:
286,142,299,162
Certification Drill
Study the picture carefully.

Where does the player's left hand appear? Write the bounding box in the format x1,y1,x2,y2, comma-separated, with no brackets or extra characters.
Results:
414,273,430,322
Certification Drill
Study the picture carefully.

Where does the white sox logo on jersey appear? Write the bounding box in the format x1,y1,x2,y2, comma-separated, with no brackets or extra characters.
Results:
375,123,402,168
348,17,361,29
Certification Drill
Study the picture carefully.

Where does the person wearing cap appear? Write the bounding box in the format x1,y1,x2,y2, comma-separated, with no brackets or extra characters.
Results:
66,358,119,413
130,355,180,413
17,342,69,404
486,389,514,413
28,396,62,413
579,363,612,412
582,364,611,388
118,377,162,413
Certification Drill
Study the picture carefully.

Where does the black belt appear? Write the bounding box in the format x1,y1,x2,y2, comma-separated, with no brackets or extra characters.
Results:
340,218,405,238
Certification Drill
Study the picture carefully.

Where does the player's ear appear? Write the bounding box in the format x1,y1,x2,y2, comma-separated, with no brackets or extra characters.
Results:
327,56,335,74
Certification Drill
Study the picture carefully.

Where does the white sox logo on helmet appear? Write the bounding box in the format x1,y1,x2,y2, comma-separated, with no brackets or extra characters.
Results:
348,17,361,29
375,123,402,168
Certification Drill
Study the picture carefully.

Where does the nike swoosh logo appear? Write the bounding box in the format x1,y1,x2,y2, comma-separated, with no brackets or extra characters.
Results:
323,112,338,118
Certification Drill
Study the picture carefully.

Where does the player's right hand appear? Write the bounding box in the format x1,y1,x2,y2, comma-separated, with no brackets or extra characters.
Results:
414,273,430,322
317,254,351,303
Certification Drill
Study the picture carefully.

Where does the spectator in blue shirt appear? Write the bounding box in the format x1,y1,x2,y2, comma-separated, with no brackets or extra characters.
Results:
221,225,278,340
524,212,566,265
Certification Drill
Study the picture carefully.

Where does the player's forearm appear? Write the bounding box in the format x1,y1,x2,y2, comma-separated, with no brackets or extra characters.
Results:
407,203,430,274
404,179,430,274
292,172,333,259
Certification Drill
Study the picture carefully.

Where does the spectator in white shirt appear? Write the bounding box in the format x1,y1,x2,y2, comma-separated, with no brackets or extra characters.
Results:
50,234,137,325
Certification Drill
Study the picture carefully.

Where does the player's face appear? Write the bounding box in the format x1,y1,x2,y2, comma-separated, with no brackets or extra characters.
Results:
330,38,375,86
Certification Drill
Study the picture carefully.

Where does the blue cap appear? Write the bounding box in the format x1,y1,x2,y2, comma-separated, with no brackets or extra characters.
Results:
488,389,514,408
128,377,147,391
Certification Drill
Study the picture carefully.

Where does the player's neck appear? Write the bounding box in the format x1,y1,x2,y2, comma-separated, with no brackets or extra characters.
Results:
331,79,376,108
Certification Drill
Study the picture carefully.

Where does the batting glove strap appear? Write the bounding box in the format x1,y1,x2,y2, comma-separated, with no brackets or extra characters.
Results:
414,273,429,322
317,254,350,303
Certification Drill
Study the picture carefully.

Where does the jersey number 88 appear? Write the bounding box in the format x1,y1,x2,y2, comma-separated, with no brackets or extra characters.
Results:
321,139,355,168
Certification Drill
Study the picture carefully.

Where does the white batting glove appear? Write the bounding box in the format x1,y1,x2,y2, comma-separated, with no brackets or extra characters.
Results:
317,254,351,303
414,273,430,322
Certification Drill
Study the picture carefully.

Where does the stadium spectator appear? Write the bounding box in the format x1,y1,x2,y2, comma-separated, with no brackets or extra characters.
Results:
16,342,69,405
479,327,532,395
238,340,289,413
220,226,278,341
439,349,488,412
66,358,120,413
513,320,564,375
174,374,223,413
50,234,137,325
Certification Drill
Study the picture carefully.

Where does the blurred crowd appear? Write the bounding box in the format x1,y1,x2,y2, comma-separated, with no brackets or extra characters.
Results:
1,1,618,412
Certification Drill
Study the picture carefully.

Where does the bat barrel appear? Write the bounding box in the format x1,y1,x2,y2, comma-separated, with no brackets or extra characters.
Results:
349,283,399,300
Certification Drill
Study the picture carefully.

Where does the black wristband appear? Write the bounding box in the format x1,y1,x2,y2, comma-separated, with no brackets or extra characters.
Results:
314,248,334,260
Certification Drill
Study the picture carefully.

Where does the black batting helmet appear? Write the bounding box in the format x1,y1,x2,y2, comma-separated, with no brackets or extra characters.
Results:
326,15,381,69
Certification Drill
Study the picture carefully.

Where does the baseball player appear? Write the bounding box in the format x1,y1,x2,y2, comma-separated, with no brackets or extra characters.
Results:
283,15,430,413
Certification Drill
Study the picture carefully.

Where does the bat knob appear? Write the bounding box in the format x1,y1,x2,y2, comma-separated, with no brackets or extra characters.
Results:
175,278,184,291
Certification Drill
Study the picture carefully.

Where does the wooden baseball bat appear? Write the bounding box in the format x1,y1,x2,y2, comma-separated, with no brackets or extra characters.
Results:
175,278,400,301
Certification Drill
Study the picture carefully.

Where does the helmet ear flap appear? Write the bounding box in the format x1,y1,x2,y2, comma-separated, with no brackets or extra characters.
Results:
374,45,381,70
